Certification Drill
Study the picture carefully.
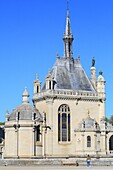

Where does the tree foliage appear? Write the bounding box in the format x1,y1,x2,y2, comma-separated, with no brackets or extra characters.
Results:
102,115,113,125
0,122,5,125
109,115,113,125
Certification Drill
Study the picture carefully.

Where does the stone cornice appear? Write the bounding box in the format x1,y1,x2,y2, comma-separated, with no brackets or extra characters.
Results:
5,123,41,128
74,129,101,132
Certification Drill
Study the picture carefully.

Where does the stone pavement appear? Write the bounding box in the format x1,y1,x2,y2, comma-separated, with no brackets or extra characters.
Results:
0,166,113,170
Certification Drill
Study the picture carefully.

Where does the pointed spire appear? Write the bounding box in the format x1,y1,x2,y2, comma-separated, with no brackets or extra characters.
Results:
22,87,29,103
65,4,71,36
63,0,74,59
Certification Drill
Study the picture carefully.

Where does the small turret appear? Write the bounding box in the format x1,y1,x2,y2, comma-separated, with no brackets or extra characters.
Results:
46,69,54,90
97,71,106,120
97,70,106,98
90,57,96,89
33,74,41,94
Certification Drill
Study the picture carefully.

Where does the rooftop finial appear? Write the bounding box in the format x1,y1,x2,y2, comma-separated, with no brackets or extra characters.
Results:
22,87,29,103
36,73,38,80
6,110,9,121
99,70,103,75
48,68,51,76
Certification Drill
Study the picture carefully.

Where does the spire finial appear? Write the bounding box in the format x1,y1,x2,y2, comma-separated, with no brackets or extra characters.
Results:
48,68,51,77
67,0,69,16
36,73,38,80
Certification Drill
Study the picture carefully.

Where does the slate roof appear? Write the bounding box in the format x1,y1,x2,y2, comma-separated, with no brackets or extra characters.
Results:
42,57,96,92
9,103,42,121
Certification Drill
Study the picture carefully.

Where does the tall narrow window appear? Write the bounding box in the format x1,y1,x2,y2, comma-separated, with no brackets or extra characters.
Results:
49,81,51,89
36,125,41,142
37,86,39,93
58,104,70,142
62,113,67,141
87,136,91,147
58,113,60,141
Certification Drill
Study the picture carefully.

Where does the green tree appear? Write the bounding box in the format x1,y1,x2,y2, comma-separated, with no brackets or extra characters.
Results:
109,115,113,125
0,122,5,125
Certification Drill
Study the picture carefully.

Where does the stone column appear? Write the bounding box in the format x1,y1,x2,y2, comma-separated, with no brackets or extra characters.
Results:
100,132,106,154
45,99,54,156
94,134,97,153
81,133,84,153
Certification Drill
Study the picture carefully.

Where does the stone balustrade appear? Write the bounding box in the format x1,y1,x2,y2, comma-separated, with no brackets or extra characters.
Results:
33,90,98,100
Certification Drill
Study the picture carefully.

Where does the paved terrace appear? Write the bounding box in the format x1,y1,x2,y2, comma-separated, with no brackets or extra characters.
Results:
0,165,113,170
0,158,113,167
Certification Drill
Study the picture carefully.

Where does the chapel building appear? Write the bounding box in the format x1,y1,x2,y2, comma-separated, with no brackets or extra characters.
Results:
4,7,113,158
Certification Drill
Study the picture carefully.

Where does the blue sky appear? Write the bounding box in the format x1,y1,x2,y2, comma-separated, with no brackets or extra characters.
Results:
0,0,113,122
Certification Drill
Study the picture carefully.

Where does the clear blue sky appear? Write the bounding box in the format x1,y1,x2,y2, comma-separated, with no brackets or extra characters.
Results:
0,0,113,122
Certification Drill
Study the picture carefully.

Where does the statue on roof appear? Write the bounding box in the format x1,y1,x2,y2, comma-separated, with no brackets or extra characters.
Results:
99,70,103,75
92,57,95,67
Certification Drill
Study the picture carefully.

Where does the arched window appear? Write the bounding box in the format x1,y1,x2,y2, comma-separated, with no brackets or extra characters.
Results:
87,136,91,147
58,104,70,142
109,135,113,150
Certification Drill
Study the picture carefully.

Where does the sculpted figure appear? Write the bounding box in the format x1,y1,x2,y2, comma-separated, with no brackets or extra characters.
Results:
92,57,95,67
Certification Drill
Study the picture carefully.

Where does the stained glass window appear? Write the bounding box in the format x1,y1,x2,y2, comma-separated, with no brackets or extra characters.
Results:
58,105,70,142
